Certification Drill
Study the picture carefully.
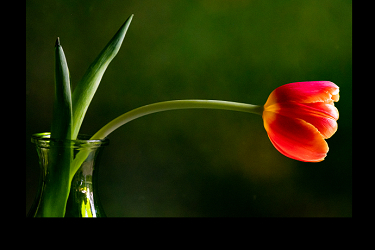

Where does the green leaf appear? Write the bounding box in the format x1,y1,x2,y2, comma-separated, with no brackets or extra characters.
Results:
71,14,134,139
51,37,73,140
35,38,73,217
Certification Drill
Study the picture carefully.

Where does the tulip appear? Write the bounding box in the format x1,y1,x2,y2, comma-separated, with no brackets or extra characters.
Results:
90,82,339,163
263,81,339,162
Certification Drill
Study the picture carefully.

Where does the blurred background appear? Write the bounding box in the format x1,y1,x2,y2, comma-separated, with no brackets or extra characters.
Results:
26,0,352,217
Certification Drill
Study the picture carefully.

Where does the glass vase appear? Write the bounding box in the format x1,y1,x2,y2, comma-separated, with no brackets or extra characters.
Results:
28,132,109,217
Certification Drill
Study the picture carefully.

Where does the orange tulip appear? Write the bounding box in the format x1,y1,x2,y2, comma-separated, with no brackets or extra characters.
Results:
262,81,339,162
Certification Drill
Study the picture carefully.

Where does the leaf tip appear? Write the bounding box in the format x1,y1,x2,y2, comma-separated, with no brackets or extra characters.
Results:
55,37,60,47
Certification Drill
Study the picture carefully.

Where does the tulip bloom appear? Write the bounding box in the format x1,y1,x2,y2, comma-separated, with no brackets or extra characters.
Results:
262,81,339,162
92,81,339,163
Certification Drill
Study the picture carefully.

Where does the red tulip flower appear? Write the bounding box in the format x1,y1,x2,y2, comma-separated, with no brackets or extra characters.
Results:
93,81,339,162
262,81,339,162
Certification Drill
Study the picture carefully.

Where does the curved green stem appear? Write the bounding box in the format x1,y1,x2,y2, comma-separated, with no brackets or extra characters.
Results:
69,100,262,180
91,100,263,139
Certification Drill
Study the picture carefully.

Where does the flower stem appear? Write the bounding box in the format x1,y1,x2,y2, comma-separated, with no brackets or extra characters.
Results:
69,100,262,180
91,100,263,139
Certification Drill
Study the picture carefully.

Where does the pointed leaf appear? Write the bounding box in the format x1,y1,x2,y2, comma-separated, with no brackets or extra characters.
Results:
71,14,134,139
51,37,73,140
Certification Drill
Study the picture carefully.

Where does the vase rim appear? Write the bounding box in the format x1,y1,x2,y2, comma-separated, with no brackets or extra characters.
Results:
31,132,109,148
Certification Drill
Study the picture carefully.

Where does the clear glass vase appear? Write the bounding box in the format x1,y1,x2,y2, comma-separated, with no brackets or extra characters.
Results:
28,132,109,217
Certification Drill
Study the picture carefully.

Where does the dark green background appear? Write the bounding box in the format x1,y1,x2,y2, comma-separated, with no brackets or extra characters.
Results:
26,0,352,217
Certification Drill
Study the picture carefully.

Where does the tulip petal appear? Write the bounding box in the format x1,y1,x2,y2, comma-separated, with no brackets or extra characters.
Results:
303,102,339,120
265,81,339,107
263,111,329,162
297,102,338,139
270,102,339,139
